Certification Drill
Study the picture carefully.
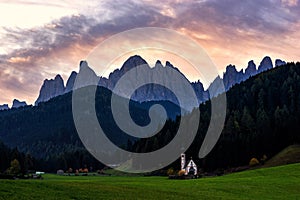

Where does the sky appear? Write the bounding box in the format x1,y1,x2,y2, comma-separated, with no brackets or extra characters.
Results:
0,0,300,106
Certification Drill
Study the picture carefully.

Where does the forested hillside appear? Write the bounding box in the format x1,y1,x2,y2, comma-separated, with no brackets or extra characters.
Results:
132,62,300,171
1,62,300,172
0,86,180,172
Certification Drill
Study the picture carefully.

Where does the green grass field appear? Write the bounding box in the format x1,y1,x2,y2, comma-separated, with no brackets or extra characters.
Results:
0,163,300,200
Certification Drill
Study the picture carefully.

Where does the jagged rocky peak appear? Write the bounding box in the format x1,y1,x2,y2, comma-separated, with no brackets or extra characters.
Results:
74,60,99,89
192,80,205,89
225,64,238,74
245,60,257,78
32,55,287,108
12,99,27,108
154,60,178,69
191,80,208,103
121,55,148,71
79,60,89,70
54,74,64,83
107,55,149,89
78,60,97,77
166,61,173,68
208,76,224,97
258,56,273,73
35,74,65,105
223,64,244,90
165,60,180,71
0,104,9,110
65,71,77,93
154,60,163,68
275,59,286,67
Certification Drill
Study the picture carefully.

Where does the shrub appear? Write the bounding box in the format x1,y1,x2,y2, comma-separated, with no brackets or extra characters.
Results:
67,168,73,173
7,159,21,175
260,155,268,164
83,168,89,173
178,170,185,176
249,158,260,167
167,168,174,176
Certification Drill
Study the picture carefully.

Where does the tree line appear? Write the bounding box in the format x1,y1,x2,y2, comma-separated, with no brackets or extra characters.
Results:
0,62,300,173
131,62,300,171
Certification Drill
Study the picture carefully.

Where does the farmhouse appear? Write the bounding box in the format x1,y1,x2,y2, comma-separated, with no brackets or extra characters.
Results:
181,153,197,175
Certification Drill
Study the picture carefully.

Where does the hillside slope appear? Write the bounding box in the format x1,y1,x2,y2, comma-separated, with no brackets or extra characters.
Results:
264,145,300,167
133,62,300,171
0,86,180,159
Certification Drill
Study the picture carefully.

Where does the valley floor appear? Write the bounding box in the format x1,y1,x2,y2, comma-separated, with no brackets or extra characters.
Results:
0,163,300,200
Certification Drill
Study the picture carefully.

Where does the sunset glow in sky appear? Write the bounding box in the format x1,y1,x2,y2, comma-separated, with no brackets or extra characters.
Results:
0,0,300,105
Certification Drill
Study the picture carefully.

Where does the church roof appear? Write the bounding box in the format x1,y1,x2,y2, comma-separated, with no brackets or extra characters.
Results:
184,159,197,168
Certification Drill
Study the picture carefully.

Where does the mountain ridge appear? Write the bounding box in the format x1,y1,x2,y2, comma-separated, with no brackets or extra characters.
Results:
0,61,299,171
33,55,286,109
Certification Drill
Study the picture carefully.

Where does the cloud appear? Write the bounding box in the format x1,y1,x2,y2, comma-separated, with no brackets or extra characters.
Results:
174,0,300,35
162,0,300,67
0,0,300,105
0,0,171,104
281,0,298,6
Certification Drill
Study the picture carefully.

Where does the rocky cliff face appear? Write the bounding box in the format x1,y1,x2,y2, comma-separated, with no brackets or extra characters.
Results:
65,71,77,93
244,60,257,79
35,75,65,105
73,61,99,90
106,55,148,90
0,104,9,110
258,56,273,73
223,65,244,90
192,81,208,104
106,56,203,110
208,56,283,97
275,59,286,67
34,55,286,108
12,99,27,108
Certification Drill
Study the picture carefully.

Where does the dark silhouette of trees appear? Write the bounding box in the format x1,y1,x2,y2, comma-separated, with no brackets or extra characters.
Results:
1,62,300,172
132,62,300,171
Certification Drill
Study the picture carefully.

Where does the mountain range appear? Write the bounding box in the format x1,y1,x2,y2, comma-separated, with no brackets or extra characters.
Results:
0,55,286,110
0,99,27,110
33,55,285,108
0,53,299,172
0,58,299,172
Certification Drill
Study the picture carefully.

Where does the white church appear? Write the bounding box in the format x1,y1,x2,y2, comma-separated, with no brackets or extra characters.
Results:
181,153,197,176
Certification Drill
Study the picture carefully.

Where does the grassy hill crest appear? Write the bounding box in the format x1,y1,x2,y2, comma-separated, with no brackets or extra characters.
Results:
264,144,300,168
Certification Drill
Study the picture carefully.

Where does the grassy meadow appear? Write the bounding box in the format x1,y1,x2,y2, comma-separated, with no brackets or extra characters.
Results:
0,163,300,200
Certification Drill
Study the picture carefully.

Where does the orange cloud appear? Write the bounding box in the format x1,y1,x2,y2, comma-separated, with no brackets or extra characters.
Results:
7,56,31,63
281,0,298,6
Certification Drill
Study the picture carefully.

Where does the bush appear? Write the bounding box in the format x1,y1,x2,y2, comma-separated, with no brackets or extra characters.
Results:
67,168,73,173
249,158,260,167
260,155,268,164
83,168,89,173
178,170,185,176
167,168,174,176
7,159,21,175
